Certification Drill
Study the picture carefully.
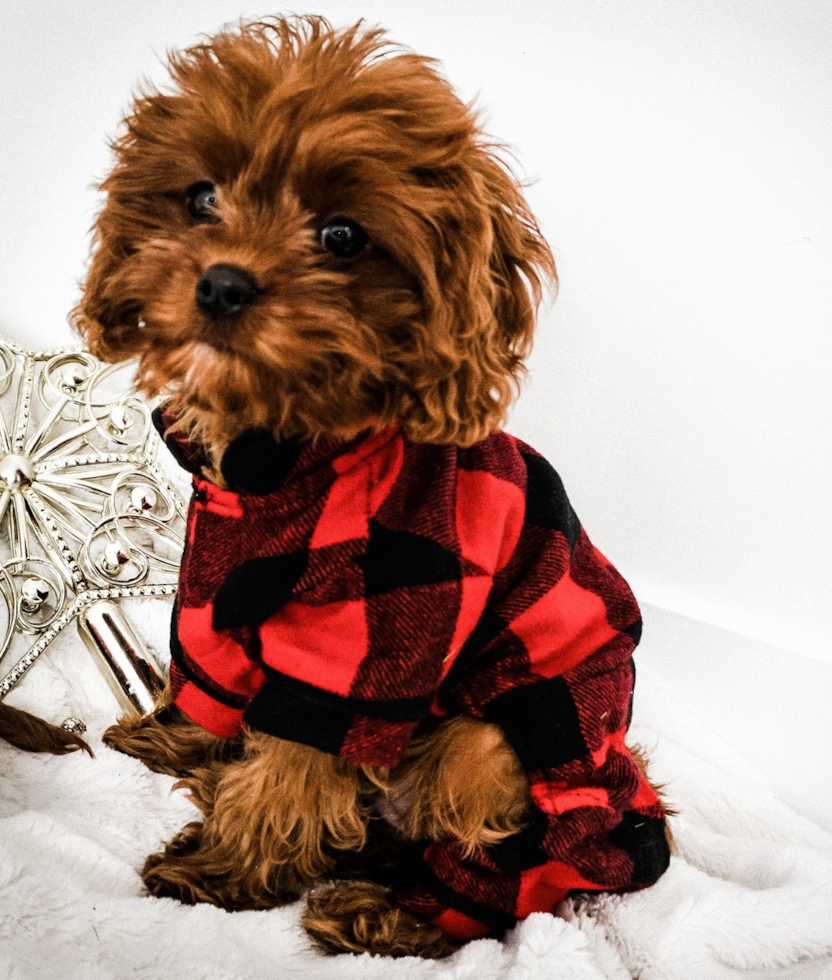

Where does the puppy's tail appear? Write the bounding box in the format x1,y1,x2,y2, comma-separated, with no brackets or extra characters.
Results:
0,701,93,756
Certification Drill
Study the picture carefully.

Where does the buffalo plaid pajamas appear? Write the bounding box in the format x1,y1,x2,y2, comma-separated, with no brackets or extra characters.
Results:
154,408,670,939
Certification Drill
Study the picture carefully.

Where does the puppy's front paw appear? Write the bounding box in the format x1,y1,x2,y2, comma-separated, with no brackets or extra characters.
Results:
103,713,182,775
142,828,303,911
103,709,233,777
303,882,459,959
142,847,214,907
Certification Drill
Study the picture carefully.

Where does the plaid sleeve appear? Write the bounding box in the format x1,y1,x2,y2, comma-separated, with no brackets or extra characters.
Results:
398,444,669,938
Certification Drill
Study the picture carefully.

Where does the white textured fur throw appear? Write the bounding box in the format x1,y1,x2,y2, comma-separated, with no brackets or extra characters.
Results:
2,597,832,980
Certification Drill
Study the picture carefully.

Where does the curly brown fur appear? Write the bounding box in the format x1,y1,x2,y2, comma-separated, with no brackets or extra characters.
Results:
388,715,531,856
172,765,225,816
0,702,92,756
72,15,555,452
136,713,534,951
304,882,459,959
103,702,239,776
142,732,379,910
130,712,532,928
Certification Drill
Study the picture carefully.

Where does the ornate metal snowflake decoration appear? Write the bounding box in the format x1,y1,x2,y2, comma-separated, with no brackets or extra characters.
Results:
0,336,185,708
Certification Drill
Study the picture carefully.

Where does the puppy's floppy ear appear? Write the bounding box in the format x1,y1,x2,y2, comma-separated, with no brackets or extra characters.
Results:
69,241,124,361
71,231,139,362
72,90,182,363
404,146,556,447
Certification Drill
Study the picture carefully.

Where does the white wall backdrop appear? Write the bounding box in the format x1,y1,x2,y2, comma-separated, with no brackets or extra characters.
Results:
1,1,830,823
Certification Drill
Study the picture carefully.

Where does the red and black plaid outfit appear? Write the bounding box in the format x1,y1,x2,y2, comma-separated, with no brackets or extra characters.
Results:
154,408,670,940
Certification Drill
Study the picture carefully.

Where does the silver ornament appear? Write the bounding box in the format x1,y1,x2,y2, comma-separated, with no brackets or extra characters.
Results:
0,337,185,716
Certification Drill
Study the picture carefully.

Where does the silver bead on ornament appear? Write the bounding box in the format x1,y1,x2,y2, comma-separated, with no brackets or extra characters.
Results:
60,365,89,394
20,577,50,612
0,453,35,490
107,404,134,437
129,486,157,513
99,541,132,575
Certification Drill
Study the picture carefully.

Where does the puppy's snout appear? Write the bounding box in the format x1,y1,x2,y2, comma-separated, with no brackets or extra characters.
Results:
196,264,259,321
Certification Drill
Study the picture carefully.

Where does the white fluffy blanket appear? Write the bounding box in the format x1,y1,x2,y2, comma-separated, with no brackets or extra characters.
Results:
1,598,832,980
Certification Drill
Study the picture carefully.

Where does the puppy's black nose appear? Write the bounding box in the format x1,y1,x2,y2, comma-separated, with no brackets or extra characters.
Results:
196,264,258,321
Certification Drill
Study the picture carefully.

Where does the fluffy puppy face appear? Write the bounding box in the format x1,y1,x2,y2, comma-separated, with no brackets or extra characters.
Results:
74,17,555,447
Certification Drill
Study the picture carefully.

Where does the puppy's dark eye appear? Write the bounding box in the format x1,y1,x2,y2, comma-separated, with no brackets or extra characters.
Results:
320,218,368,260
186,181,220,224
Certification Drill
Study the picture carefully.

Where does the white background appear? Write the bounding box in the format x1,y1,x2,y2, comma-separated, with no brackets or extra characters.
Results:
1,1,830,827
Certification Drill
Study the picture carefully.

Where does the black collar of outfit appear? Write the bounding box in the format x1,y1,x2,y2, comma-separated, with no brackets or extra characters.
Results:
152,404,388,495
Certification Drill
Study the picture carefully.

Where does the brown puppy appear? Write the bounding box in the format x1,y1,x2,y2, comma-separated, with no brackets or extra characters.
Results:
74,16,669,959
